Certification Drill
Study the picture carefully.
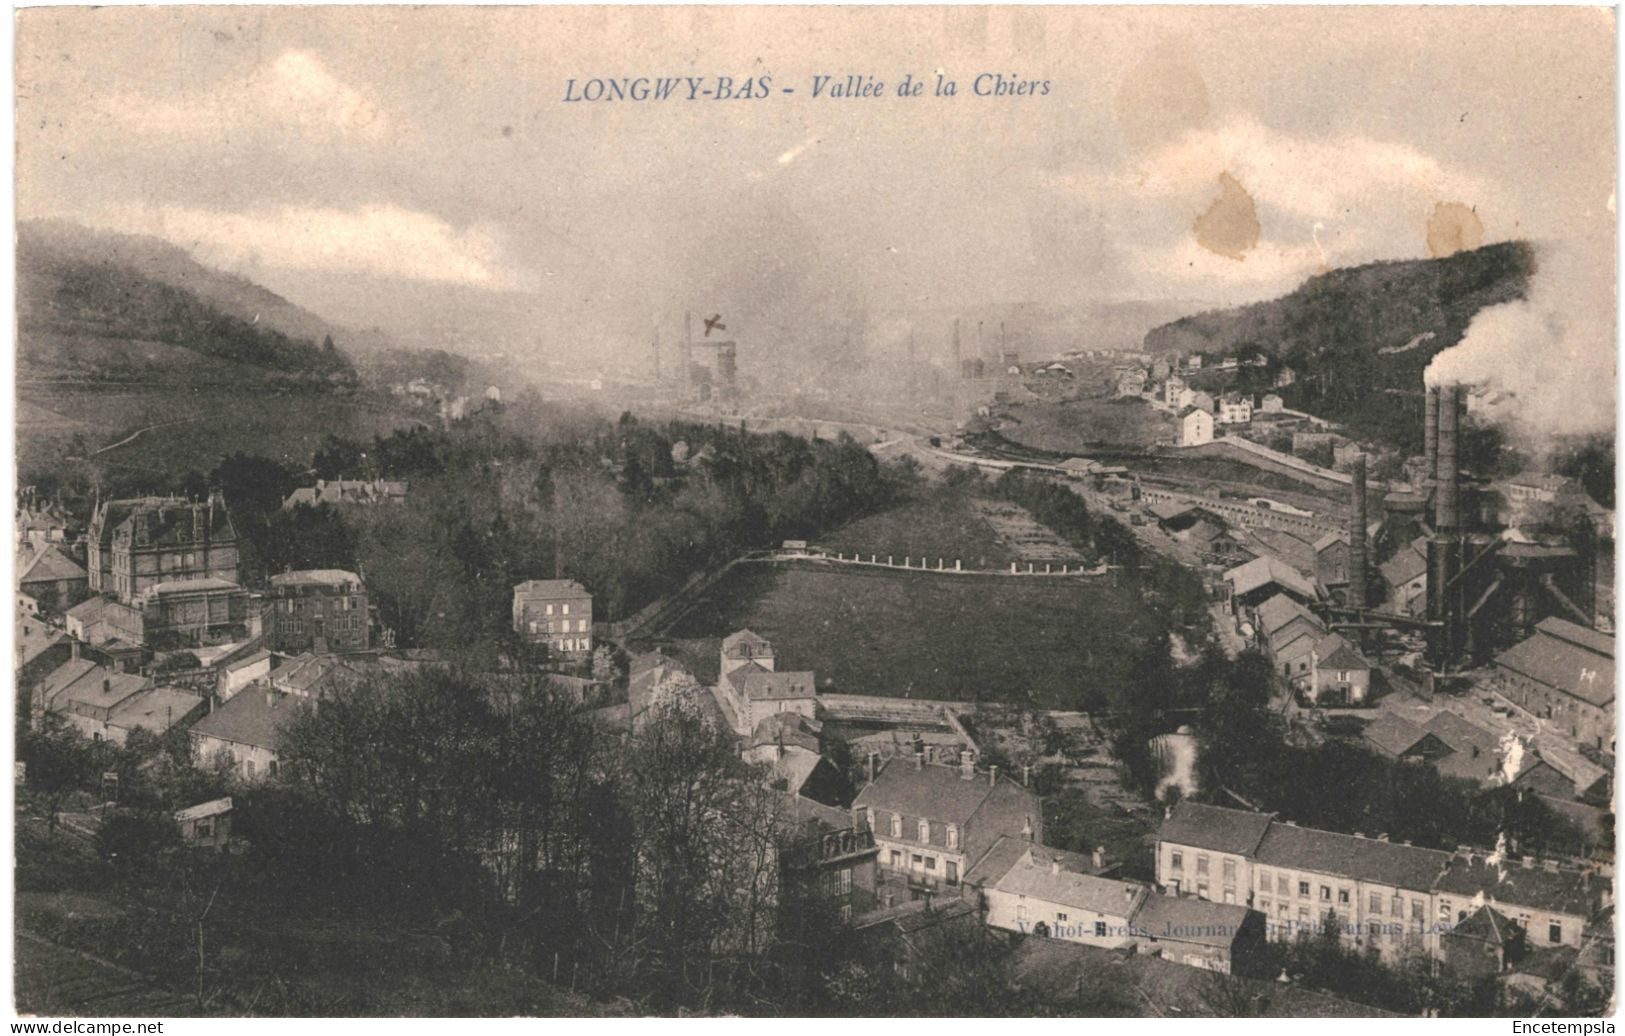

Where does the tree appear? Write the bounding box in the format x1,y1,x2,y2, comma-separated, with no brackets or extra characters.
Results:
96,807,181,869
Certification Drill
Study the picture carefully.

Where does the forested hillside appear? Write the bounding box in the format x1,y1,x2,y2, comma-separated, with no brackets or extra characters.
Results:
1144,242,1535,451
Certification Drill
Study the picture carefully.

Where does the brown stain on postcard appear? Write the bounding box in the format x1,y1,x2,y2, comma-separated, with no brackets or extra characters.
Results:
1426,201,1485,257
1193,171,1259,261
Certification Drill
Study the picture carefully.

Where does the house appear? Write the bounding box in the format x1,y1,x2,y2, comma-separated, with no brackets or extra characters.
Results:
1164,374,1188,408
978,843,1145,947
15,494,73,552
1155,801,1272,904
1186,355,1204,370
1218,393,1253,425
88,493,239,604
1249,821,1451,961
17,545,89,611
270,651,370,699
627,651,698,731
1493,618,1614,751
854,752,1042,893
778,797,882,922
1178,406,1214,447
267,569,370,653
1223,555,1318,610
132,578,259,650
1260,394,1285,413
174,797,233,849
1309,633,1371,705
1254,594,1326,664
1116,368,1148,397
36,656,204,745
1131,894,1266,975
1432,852,1599,954
1441,905,1525,978
190,688,303,780
744,711,845,804
1514,742,1611,805
282,478,408,510
718,663,818,738
218,648,275,702
511,579,594,657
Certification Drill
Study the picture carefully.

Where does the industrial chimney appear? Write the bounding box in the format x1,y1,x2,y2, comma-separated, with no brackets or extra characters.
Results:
1349,455,1369,609
1424,385,1440,483
1435,384,1462,531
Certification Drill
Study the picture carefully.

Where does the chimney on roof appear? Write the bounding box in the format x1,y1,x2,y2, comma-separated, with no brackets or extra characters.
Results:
989,765,998,787
1022,815,1033,841
925,745,936,764
1022,763,1031,788
1124,885,1135,903
868,752,877,784
266,689,275,709
1050,859,1060,876
1092,847,1105,870
960,753,974,780
101,677,110,694
914,751,923,771
71,639,80,660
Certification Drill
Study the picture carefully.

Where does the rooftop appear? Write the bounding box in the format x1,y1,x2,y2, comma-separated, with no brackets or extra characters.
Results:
512,578,590,599
855,757,1029,827
1132,894,1256,949
190,688,305,751
174,797,233,823
1361,712,1430,756
108,686,205,735
270,569,363,589
732,668,817,701
1495,621,1615,707
990,847,1146,918
1224,555,1317,600
1255,593,1320,638
1255,823,1450,891
18,545,87,585
1433,853,1599,918
1157,800,1273,857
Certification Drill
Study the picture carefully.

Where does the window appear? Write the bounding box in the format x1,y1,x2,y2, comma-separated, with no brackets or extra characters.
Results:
1260,898,1271,912
1017,904,1029,922
1094,921,1107,938
1370,894,1382,915
1222,860,1236,883
1171,851,1184,872
1277,876,1289,896
245,759,256,778
1224,889,1236,904
1338,889,1350,906
1550,921,1563,944
1196,855,1209,876
1320,885,1331,902
947,824,959,850
1392,896,1403,917
1197,883,1209,900
946,861,958,885
1410,900,1424,922
1298,907,1309,923
546,604,553,615
1056,912,1068,923
925,857,936,872
889,850,901,868
918,820,930,843
1298,881,1309,898
562,603,570,615
890,814,901,838
911,854,923,869
578,619,587,632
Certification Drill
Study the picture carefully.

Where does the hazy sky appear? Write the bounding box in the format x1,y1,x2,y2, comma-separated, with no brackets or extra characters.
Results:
16,6,1617,362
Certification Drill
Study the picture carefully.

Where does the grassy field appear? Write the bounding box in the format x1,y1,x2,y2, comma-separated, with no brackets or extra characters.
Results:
1000,397,1174,452
17,384,422,483
817,488,1015,567
660,562,1159,709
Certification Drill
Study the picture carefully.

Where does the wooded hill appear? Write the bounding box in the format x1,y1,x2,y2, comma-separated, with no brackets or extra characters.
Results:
1144,242,1536,453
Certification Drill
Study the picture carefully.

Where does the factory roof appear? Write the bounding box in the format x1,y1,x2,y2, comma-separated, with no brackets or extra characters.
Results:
1255,823,1450,892
1157,800,1273,857
1361,712,1431,757
1380,548,1429,588
1224,555,1316,601
1313,633,1369,672
1495,621,1615,707
1255,594,1321,638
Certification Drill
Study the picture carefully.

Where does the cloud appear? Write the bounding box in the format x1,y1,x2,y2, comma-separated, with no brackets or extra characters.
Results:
98,49,389,142
1049,116,1508,301
96,203,507,286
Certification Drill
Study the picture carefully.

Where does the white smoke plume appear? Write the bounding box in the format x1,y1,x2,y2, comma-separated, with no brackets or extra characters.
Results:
1424,243,1616,453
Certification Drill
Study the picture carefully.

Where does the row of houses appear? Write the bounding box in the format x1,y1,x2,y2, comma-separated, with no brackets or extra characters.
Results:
1154,800,1612,989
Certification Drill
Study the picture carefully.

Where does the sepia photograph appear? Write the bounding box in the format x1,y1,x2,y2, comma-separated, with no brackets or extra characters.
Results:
8,3,1619,1020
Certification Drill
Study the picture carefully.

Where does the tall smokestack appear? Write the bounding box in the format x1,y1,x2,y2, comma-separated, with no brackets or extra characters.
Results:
1424,385,1440,484
1350,455,1369,609
952,318,962,378
683,311,693,394
1436,384,1461,531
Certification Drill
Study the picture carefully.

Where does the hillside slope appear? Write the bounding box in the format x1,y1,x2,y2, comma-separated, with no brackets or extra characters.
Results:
17,219,364,387
1143,242,1535,450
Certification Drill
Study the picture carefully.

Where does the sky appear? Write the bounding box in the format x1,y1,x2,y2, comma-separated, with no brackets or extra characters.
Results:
15,6,1618,369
